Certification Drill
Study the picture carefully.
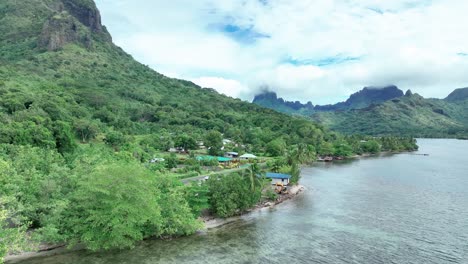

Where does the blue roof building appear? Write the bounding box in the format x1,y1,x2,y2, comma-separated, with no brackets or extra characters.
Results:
264,172,291,185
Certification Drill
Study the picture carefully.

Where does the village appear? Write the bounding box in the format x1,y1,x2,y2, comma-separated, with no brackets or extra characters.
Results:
147,137,297,195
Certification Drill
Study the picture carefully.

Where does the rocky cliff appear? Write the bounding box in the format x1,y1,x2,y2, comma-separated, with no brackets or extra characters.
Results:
253,91,314,114
37,0,111,51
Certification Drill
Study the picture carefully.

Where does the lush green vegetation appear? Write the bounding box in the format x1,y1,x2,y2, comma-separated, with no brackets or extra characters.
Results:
0,207,26,263
206,173,263,218
312,94,468,138
253,88,468,138
0,0,420,260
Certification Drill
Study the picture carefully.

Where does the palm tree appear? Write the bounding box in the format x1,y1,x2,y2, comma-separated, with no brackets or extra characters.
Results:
245,162,262,192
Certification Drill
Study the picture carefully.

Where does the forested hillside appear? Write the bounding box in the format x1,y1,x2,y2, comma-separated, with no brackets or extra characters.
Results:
253,85,468,138
0,0,339,255
0,0,337,156
312,92,468,138
0,0,418,259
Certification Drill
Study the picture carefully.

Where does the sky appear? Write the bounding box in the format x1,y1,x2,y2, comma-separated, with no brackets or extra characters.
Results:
96,0,468,105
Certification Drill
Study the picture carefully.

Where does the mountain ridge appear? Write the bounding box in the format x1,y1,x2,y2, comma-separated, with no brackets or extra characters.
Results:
445,87,468,102
252,86,468,138
253,85,405,113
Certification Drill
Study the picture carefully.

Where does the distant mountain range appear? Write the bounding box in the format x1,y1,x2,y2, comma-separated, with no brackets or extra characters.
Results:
253,85,405,113
253,86,468,138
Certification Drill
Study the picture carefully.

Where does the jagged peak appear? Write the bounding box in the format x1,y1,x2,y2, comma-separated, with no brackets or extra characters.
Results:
362,84,399,91
253,90,314,111
253,90,278,102
61,0,104,33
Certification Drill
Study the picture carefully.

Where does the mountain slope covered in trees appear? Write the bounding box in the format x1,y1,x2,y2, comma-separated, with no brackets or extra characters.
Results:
0,0,333,154
0,0,336,256
311,91,468,138
253,85,468,138
0,0,419,258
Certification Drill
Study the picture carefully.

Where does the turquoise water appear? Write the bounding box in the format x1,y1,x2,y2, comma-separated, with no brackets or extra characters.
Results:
12,139,468,264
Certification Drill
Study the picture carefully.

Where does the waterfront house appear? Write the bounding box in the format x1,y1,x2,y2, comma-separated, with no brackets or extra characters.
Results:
265,172,291,185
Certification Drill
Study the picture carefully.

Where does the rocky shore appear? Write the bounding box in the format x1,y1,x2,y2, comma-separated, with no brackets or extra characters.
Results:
202,184,305,229
5,185,305,263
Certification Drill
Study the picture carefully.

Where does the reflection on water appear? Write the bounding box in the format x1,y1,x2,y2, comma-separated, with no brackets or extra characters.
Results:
12,139,468,264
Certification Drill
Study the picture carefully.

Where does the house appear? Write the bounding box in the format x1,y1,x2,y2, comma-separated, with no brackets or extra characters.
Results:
264,172,291,185
225,152,239,158
240,153,257,160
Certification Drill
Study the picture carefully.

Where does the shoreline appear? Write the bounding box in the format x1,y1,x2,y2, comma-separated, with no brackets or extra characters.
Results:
202,184,305,229
4,244,82,263
5,185,306,263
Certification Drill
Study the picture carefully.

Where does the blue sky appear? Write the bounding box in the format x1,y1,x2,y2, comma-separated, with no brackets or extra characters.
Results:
96,0,468,104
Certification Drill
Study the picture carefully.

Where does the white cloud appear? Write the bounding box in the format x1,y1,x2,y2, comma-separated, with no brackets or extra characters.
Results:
96,0,468,104
191,77,248,98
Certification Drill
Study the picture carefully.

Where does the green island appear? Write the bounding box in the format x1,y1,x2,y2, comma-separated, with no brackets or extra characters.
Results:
0,0,418,262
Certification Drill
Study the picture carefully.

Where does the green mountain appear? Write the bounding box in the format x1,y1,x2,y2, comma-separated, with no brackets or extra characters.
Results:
445,87,468,102
314,85,404,111
252,91,315,115
253,85,468,138
0,0,334,154
311,92,468,138
253,85,404,113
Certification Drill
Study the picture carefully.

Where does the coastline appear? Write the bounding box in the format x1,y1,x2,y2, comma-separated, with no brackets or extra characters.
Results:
4,244,83,263
202,184,305,229
5,185,306,263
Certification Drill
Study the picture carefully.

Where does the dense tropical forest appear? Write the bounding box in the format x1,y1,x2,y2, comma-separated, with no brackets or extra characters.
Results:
0,0,418,261
254,87,468,138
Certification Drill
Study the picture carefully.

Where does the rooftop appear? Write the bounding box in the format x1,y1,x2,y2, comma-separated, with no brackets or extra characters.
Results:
264,172,291,179
196,156,233,162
